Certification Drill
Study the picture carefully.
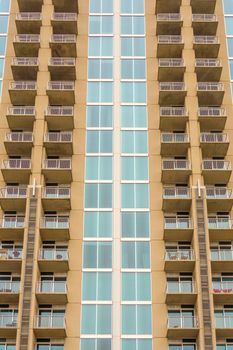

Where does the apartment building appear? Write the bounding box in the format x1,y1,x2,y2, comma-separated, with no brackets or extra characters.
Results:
0,0,232,349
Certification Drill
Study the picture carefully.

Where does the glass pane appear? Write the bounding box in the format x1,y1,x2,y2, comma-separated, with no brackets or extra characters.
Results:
87,105,112,128
121,106,147,128
84,211,112,238
86,156,112,181
122,211,150,238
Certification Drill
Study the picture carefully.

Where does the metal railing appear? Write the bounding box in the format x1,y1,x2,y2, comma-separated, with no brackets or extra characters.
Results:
14,34,40,43
43,186,70,199
160,82,186,91
163,186,191,199
168,316,198,329
157,13,182,21
52,13,77,21
5,132,33,142
49,57,75,66
160,107,187,116
200,133,228,143
165,250,194,261
198,107,226,117
206,187,232,199
16,12,42,21
215,316,233,329
167,281,195,293
161,133,189,143
213,282,233,294
40,216,69,229
162,159,191,170
0,281,20,293
7,106,35,116
159,58,184,67
211,249,233,261
43,158,71,170
0,186,27,198
11,57,38,66
45,106,74,116
47,81,74,90
0,315,17,328
195,58,221,67
202,160,231,170
208,217,233,229
158,35,183,44
1,216,25,228
197,82,224,91
39,249,68,261
44,132,72,143
2,159,31,169
164,217,192,229
50,34,76,43
35,315,65,328
192,14,217,22
37,281,67,293
194,36,219,44
9,81,37,90
0,249,22,259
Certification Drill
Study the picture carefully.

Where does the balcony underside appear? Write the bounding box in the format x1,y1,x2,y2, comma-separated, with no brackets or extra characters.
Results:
11,65,38,80
163,228,193,241
199,116,226,131
197,91,224,106
200,142,229,158
190,0,216,14
51,20,78,35
42,198,71,211
45,115,74,130
162,170,191,183
156,21,183,35
202,170,231,185
155,0,181,13
0,198,27,211
195,66,222,82
4,141,33,156
17,0,43,11
50,43,77,58
1,169,31,184
211,260,233,272
208,228,233,241
158,67,185,82
0,292,19,303
206,198,233,212
160,116,188,131
9,90,37,105
0,328,17,337
36,292,68,304
166,292,197,304
13,42,40,57
164,260,195,272
48,66,76,81
161,142,189,156
159,91,186,106
42,169,72,184
47,90,75,105
213,292,233,304
167,328,199,339
0,259,22,272
38,260,69,273
43,142,73,156
193,44,220,58
0,228,24,240
33,327,66,338
157,44,184,58
192,21,218,36
162,198,192,212
40,228,70,240
6,114,35,131
216,329,233,338
52,0,78,12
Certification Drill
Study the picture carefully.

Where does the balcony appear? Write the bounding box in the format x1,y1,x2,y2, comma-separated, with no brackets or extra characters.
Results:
48,58,76,80
156,13,183,35
164,217,193,241
211,249,233,272
1,159,31,183
15,12,42,34
0,249,22,272
0,281,20,303
190,0,216,14
159,82,186,105
38,249,69,272
165,250,195,272
11,57,39,80
202,160,231,184
0,186,27,211
40,216,70,240
198,107,227,131
17,0,43,12
42,159,72,183
34,315,66,337
193,36,220,58
200,133,229,157
155,0,181,14
6,106,35,130
161,133,189,156
192,14,218,35
52,0,78,12
167,316,199,338
0,315,17,337
166,282,197,304
42,186,71,211
13,34,40,57
9,81,37,105
215,316,233,337
206,187,233,212
160,107,188,130
197,82,224,106
158,58,185,82
213,282,233,303
46,81,75,105
162,159,191,183
50,34,77,57
4,132,33,156
36,281,67,304
157,35,184,58
208,217,233,241
51,13,78,34
0,216,25,240
45,106,74,130
195,58,222,81
44,132,73,156
163,186,191,211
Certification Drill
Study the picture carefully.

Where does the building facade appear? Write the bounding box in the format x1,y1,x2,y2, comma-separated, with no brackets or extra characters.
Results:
0,0,232,349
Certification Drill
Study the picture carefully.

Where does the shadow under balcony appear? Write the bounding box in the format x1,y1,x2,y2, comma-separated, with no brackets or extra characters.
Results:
47,81,75,105
52,0,78,13
50,34,77,57
17,0,43,12
156,13,183,35
155,0,181,14
13,34,40,57
190,0,216,14
11,57,39,80
200,133,229,157
158,59,185,82
9,81,37,105
48,58,76,81
157,35,184,58
6,106,35,131
193,36,220,58
195,58,222,82
192,14,218,35
45,106,74,130
160,107,188,131
15,12,42,34
197,82,224,106
51,13,78,34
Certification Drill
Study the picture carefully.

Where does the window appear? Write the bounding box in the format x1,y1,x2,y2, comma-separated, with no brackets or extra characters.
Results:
122,340,152,350
121,82,146,103
0,345,16,350
81,339,111,350
0,0,10,12
85,183,112,208
89,16,113,35
122,156,148,180
121,131,148,153
89,37,113,57
90,0,113,14
86,156,112,180
0,15,8,33
225,17,233,35
168,309,195,328
0,36,6,56
86,131,112,153
121,59,146,79
121,16,145,35
84,211,112,238
227,38,233,57
121,0,144,14
88,82,113,103
121,211,150,238
121,106,147,128
122,241,150,268
0,58,3,78
122,184,149,208
38,309,65,327
89,59,113,79
82,272,112,300
36,345,64,350
224,0,233,14
122,272,151,300
215,309,233,328
81,304,112,334
121,38,145,57
83,242,112,268
122,305,152,334
87,105,113,128
169,345,196,350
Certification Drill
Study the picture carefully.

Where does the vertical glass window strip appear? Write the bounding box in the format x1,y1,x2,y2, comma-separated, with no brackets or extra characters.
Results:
0,0,10,97
224,0,233,98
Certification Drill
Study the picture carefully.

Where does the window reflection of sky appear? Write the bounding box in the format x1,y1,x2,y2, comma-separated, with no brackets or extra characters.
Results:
0,0,10,97
224,0,233,98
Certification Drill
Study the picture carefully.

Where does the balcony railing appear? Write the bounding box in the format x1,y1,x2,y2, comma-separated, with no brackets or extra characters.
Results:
211,249,233,261
158,35,183,43
163,186,190,198
208,218,233,229
165,250,194,261
215,316,233,328
213,282,233,294
2,159,31,169
192,14,217,22
0,281,20,293
0,315,17,328
39,249,68,261
11,57,38,66
9,81,37,90
41,216,69,229
168,316,198,329
159,58,184,67
51,13,77,21
49,58,75,66
162,159,191,170
160,107,187,116
47,81,74,91
202,160,231,171
200,133,228,143
167,281,195,293
7,106,36,116
195,58,221,67
197,82,224,91
0,249,22,259
43,186,70,199
35,315,65,328
206,187,232,199
16,12,42,21
14,34,40,43
198,107,226,117
164,217,192,229
160,82,186,91
50,34,76,43
0,186,27,199
157,13,182,21
43,159,71,170
5,132,33,142
194,36,219,44
37,281,67,293
44,132,72,143
45,106,73,116
1,216,25,229
161,133,189,143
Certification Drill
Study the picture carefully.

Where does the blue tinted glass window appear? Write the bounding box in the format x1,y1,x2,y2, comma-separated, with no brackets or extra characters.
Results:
90,0,113,13
89,59,113,79
122,340,152,350
122,212,150,238
227,38,233,57
86,156,112,180
121,0,144,14
122,156,148,180
121,16,145,35
122,272,151,300
90,16,113,35
0,0,10,12
121,59,146,79
0,36,6,55
225,17,233,35
89,37,113,56
87,106,113,127
81,305,112,334
122,184,149,208
122,241,150,268
121,106,147,128
122,305,152,334
121,82,146,103
121,38,145,57
83,242,112,268
81,339,111,350
84,212,112,238
121,131,148,153
88,82,113,103
86,130,112,153
0,15,8,33
224,0,233,14
85,184,112,208
82,272,112,300
0,58,3,78
229,60,233,79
